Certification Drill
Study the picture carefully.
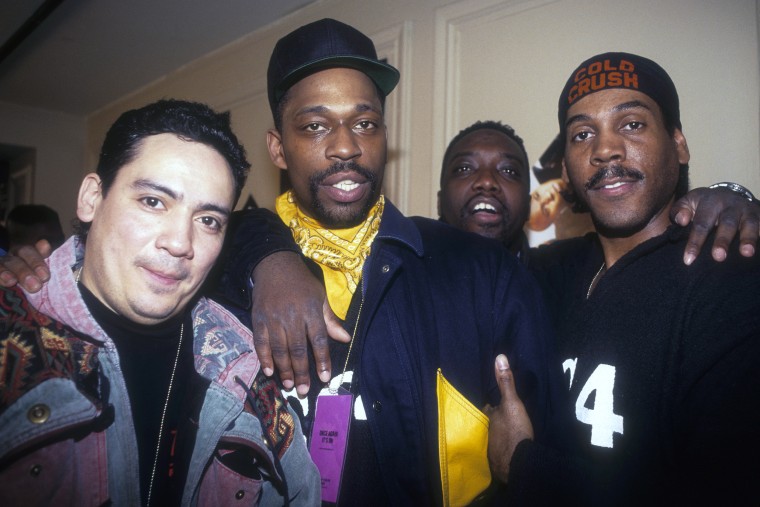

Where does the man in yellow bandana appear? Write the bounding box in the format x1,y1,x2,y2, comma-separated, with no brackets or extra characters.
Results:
232,19,567,506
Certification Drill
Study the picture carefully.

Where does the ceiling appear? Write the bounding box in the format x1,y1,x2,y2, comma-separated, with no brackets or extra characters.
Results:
0,0,316,116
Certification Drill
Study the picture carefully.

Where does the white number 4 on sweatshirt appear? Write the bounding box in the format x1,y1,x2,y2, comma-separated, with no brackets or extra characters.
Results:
563,359,624,448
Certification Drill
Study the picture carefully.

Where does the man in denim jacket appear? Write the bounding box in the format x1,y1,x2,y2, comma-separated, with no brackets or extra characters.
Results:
0,100,319,506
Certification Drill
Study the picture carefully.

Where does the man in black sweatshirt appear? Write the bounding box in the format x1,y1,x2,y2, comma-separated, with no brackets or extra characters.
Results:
489,52,760,506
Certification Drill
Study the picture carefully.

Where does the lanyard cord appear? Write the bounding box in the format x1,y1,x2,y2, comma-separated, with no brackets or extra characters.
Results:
331,291,365,394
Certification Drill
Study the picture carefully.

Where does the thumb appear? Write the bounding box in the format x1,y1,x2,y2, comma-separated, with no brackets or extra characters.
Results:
324,299,351,343
495,354,517,402
669,193,697,226
670,206,693,227
34,238,54,258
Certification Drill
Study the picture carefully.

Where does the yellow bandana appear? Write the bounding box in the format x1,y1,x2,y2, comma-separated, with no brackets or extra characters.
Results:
275,190,384,320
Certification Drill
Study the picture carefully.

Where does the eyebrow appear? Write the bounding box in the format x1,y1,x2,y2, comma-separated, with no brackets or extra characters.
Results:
448,151,525,167
613,100,652,114
355,103,379,113
132,178,232,217
565,100,653,128
295,102,381,116
297,105,329,116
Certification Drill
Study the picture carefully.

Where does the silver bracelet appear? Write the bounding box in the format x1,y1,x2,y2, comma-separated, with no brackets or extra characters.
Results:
708,182,756,203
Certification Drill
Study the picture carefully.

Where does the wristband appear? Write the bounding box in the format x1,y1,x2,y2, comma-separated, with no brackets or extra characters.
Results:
708,182,756,203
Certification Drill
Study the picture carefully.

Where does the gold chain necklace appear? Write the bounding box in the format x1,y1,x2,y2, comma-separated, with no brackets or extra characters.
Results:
76,267,185,505
330,293,365,393
146,323,185,506
586,263,606,299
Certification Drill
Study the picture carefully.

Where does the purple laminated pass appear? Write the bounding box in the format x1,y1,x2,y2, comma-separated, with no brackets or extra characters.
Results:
309,390,353,503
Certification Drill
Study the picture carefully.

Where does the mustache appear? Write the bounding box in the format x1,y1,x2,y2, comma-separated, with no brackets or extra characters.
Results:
584,164,644,190
136,258,190,280
309,161,378,188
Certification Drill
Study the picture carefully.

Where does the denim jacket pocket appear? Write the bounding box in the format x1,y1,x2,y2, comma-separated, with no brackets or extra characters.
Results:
198,451,264,506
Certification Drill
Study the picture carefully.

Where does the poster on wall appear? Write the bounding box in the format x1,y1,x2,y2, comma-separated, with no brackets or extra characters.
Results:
526,134,593,247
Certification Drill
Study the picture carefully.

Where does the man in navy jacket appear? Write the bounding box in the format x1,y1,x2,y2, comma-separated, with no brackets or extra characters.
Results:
231,18,565,505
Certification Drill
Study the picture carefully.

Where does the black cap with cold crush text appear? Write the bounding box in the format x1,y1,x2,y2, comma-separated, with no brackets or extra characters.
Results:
557,52,681,136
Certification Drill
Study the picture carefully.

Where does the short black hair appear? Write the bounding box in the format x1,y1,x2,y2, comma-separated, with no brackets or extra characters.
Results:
6,204,65,250
440,120,529,186
77,99,250,238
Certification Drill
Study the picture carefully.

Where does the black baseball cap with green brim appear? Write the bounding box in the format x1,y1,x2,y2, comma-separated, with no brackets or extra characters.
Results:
267,18,400,115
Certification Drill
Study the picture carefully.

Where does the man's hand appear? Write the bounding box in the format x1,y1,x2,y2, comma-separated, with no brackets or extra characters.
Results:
0,239,53,292
483,354,534,484
250,251,350,397
671,187,760,265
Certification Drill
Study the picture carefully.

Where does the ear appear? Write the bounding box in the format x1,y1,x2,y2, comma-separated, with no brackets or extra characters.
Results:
267,129,287,170
436,189,442,218
561,157,570,186
77,173,102,223
672,128,690,165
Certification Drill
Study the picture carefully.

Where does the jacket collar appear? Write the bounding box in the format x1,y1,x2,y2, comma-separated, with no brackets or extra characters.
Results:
375,199,424,257
25,236,107,343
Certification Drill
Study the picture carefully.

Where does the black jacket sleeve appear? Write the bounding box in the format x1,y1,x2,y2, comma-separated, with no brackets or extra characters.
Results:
212,208,299,309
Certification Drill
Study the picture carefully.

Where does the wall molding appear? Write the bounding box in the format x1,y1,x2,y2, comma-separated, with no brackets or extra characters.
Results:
373,20,413,213
430,0,559,215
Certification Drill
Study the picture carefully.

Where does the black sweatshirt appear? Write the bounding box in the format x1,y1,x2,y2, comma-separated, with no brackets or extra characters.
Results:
509,226,760,506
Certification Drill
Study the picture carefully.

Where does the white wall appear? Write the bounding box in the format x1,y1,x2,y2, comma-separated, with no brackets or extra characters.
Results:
434,0,760,213
41,0,760,223
0,101,85,235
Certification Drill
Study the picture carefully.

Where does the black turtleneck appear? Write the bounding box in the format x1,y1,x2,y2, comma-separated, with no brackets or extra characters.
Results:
78,283,205,506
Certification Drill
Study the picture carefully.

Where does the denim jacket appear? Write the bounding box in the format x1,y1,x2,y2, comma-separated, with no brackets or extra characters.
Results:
0,237,319,506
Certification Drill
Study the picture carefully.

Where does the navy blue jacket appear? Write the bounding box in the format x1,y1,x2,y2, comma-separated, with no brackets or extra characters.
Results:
217,202,567,505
